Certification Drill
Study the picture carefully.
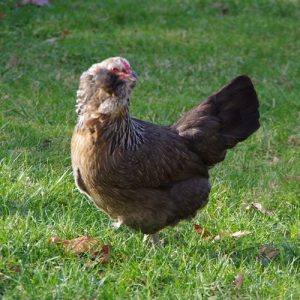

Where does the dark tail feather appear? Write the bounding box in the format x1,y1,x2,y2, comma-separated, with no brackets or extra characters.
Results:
214,75,260,146
173,75,260,166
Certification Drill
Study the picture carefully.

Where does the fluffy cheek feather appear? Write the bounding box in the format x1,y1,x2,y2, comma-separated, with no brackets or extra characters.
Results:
98,98,128,115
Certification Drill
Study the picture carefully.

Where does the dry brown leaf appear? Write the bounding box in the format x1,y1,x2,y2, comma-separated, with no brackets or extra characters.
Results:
259,245,279,260
221,5,229,15
42,138,51,149
45,37,58,46
285,175,292,181
234,272,244,289
194,224,214,238
213,229,229,241
215,230,252,240
288,135,300,146
269,156,279,165
194,224,252,241
0,12,6,20
48,235,61,243
9,265,21,273
49,235,111,263
8,54,17,69
60,30,71,38
101,244,112,263
45,31,70,46
62,236,101,256
285,175,300,183
212,2,229,15
243,202,271,216
231,230,252,238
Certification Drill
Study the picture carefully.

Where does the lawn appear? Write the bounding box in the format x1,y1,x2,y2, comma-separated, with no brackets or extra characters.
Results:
0,0,299,299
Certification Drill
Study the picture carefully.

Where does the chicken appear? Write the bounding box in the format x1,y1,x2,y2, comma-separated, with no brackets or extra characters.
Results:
71,57,260,244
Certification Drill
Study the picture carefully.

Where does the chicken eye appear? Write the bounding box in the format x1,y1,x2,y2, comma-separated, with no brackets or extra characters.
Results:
112,67,121,73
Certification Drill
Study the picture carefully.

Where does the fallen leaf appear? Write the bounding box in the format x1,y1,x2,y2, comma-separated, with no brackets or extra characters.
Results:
242,202,271,216
213,229,228,241
258,245,279,261
49,235,111,263
285,175,300,183
9,265,21,273
60,30,71,38
288,135,299,146
49,235,61,243
45,32,70,45
212,3,229,15
62,236,101,256
277,76,290,87
18,0,50,6
234,272,243,289
101,244,112,263
194,224,252,241
221,5,229,15
231,230,252,238
194,224,214,238
8,54,17,69
215,230,252,240
45,37,58,46
0,12,6,20
42,138,51,149
285,175,292,181
269,156,279,165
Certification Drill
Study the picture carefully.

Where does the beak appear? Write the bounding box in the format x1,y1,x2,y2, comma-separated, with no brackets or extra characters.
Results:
131,71,138,79
128,70,138,81
117,70,138,81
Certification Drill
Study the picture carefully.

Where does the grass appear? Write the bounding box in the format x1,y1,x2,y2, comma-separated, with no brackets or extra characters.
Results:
0,0,300,298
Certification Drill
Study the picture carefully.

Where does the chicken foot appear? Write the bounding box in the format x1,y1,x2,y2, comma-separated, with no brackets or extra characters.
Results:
143,232,160,247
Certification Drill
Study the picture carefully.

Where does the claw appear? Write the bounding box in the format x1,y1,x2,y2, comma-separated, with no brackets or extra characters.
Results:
143,232,161,247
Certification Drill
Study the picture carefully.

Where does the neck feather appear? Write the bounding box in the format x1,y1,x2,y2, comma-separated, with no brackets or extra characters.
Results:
102,113,144,154
76,89,144,153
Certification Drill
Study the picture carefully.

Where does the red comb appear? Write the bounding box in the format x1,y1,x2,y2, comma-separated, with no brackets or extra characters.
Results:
121,59,131,73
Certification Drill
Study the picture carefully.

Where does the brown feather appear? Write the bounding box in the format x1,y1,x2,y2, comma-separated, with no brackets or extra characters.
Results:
173,75,260,166
71,58,260,235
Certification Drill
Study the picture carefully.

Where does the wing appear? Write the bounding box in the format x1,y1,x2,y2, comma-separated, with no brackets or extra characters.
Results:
100,121,208,189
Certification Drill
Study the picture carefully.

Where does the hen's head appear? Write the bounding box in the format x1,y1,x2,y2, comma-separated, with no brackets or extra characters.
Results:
76,57,137,118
